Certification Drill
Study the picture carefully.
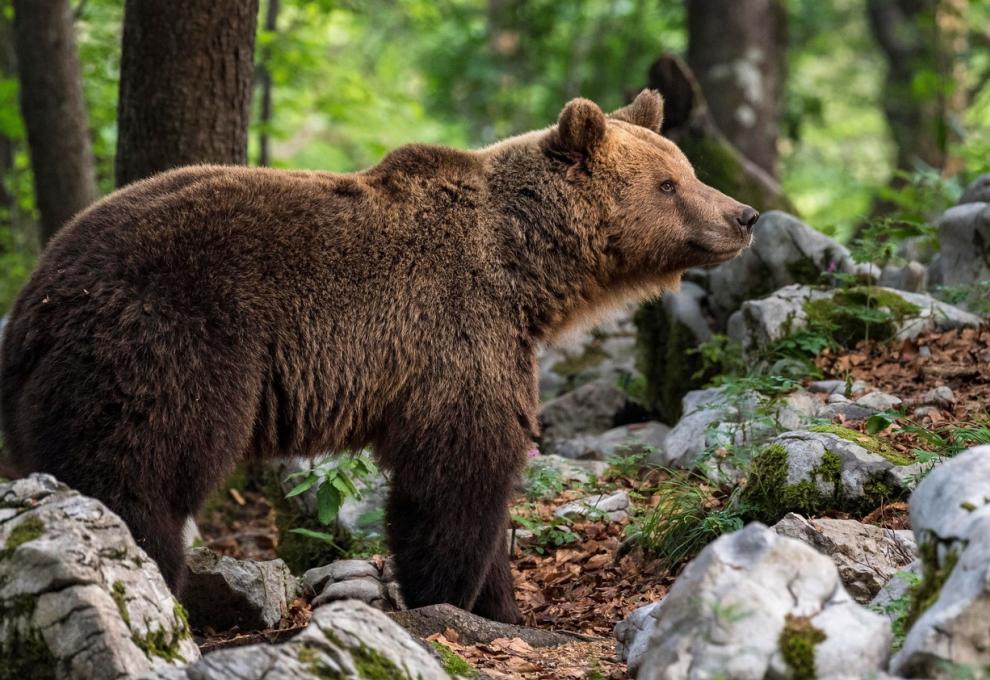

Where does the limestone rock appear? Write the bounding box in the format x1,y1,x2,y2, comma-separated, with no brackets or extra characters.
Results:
772,513,916,603
740,430,909,523
932,202,990,289
707,211,855,325
855,391,903,412
550,421,670,462
959,173,990,205
139,600,447,680
0,474,199,679
524,454,608,492
891,446,990,676
301,557,404,612
539,380,632,454
554,490,629,522
630,523,891,678
184,548,297,631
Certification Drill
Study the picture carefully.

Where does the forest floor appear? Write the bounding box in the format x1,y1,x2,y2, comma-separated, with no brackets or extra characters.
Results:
193,326,990,679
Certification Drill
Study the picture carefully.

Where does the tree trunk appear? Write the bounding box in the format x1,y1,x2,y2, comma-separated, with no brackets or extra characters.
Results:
257,0,280,167
685,0,787,179
12,0,97,245
115,0,260,187
866,0,967,175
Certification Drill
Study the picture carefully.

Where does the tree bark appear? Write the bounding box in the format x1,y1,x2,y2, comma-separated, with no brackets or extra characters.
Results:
257,0,280,167
12,0,97,245
685,0,787,179
866,0,967,175
115,0,260,187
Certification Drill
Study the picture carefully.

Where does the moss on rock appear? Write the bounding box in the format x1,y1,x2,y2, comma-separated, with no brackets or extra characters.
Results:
2,516,45,559
904,536,960,632
803,286,921,348
111,580,130,626
634,298,706,423
741,445,844,524
808,424,913,466
352,642,409,680
429,640,477,678
131,602,191,664
779,614,826,680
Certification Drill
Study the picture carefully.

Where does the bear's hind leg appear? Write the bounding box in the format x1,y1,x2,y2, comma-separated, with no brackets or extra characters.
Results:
472,543,522,623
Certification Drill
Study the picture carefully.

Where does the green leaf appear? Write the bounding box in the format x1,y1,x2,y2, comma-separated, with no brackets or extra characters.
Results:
316,483,342,525
288,528,340,546
866,413,896,435
285,475,318,498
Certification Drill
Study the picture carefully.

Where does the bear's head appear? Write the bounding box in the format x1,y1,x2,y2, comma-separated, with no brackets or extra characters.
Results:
545,89,757,287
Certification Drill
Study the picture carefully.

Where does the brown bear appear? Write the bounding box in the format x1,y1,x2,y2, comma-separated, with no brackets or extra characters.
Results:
0,90,755,624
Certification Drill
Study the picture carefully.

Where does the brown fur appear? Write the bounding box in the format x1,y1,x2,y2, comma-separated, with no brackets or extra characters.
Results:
0,91,754,623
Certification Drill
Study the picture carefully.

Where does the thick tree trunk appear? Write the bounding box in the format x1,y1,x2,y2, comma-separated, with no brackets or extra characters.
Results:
12,0,97,245
257,0,280,167
115,0,260,187
685,0,787,179
866,0,967,175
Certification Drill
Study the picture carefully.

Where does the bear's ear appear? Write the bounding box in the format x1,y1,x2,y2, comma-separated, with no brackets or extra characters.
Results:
554,98,607,157
609,89,664,133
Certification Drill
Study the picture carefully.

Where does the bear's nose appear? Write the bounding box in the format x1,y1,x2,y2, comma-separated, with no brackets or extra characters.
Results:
736,206,759,235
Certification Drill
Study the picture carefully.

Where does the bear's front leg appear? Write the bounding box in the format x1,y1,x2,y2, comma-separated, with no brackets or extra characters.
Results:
383,415,526,623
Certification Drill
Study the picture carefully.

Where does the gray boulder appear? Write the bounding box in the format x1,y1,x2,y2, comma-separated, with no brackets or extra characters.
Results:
707,211,854,324
660,387,820,482
183,548,297,631
879,261,928,293
728,284,981,351
960,173,990,204
932,202,990,289
628,523,891,678
139,600,447,680
891,446,990,676
550,421,670,462
772,513,916,603
539,380,632,455
0,474,199,679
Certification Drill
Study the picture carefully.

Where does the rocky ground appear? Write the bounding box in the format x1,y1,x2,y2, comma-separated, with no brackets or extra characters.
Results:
3,174,990,678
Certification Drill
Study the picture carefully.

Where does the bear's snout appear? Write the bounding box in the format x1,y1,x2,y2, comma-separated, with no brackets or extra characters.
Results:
735,206,759,237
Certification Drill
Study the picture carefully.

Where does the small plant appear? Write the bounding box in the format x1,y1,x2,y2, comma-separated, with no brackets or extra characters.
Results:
629,471,743,571
523,458,566,500
429,640,477,678
869,569,922,650
284,452,379,546
605,448,650,478
511,512,580,555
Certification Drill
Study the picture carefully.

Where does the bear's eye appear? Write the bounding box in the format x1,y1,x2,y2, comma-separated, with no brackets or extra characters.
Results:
660,180,676,194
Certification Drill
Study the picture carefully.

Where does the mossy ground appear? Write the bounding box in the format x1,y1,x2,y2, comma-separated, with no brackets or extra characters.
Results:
779,614,826,680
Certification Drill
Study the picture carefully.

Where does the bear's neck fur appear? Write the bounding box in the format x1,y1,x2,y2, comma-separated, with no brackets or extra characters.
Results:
480,138,676,344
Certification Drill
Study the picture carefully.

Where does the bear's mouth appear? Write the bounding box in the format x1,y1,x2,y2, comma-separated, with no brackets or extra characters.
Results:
686,239,748,262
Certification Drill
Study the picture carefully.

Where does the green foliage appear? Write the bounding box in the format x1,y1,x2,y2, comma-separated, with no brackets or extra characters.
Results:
869,569,922,651
629,471,743,571
511,511,579,555
739,444,844,525
605,449,651,479
285,453,378,527
522,458,566,500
